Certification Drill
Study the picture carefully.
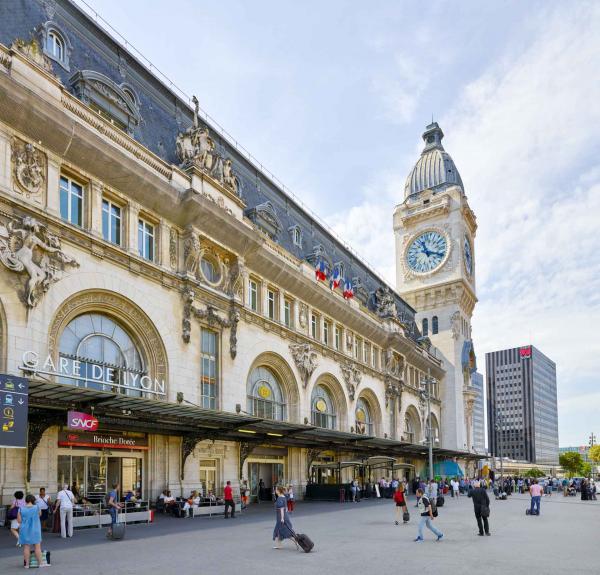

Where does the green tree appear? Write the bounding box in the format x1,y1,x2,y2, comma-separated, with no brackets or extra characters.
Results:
559,452,583,478
589,444,600,464
524,467,545,478
581,462,592,478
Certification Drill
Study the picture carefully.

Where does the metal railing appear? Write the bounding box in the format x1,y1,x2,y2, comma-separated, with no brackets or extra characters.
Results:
69,0,398,294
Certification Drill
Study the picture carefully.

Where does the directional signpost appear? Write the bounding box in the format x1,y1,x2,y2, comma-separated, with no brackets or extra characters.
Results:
0,374,29,449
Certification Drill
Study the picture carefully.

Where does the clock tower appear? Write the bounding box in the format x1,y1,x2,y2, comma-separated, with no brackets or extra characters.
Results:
394,123,478,453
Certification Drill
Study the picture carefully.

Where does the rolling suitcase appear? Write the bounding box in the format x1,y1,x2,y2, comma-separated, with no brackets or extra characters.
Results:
436,495,445,507
109,522,126,540
402,511,410,523
291,529,314,553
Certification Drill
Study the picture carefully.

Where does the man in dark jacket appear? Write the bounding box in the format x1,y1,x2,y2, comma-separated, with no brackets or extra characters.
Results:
471,480,490,536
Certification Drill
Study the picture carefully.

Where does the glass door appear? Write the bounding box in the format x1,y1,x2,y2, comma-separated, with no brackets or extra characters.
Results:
121,458,142,494
199,459,218,496
249,462,259,501
86,455,107,502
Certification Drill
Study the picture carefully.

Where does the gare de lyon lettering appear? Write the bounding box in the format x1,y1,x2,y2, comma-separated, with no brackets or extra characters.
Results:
20,351,166,396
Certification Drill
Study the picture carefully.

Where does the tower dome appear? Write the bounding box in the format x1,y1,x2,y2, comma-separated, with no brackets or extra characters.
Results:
404,122,463,198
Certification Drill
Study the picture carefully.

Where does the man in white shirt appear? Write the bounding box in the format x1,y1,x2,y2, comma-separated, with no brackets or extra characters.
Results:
55,484,75,538
451,479,460,499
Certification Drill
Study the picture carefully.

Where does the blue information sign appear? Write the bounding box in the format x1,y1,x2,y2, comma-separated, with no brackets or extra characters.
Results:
0,374,29,449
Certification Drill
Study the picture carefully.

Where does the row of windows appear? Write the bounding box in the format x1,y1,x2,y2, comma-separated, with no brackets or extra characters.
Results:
248,278,384,370
60,175,157,262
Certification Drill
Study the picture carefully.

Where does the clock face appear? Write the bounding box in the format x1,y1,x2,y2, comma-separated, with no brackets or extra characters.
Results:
406,231,448,273
464,235,473,276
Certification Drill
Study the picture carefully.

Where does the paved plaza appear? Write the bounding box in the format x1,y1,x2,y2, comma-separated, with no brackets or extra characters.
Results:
0,494,596,574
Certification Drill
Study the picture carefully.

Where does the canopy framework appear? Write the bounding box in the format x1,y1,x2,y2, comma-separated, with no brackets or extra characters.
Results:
26,379,484,461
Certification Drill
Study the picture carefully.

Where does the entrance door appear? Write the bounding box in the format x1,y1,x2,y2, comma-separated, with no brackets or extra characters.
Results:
121,458,142,493
199,459,218,496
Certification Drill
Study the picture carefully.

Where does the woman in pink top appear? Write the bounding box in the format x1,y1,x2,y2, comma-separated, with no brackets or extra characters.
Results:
9,490,26,545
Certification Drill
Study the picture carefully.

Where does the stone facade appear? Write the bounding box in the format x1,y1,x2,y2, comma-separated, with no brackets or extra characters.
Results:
0,3,456,504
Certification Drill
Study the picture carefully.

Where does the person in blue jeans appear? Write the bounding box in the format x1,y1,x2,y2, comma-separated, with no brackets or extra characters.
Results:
529,480,542,515
414,488,443,543
106,482,123,537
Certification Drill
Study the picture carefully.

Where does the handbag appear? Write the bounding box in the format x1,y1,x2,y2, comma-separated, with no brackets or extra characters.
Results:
481,505,490,518
8,506,19,520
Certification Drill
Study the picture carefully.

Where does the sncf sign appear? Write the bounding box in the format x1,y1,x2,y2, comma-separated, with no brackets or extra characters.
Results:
519,346,532,359
67,411,99,431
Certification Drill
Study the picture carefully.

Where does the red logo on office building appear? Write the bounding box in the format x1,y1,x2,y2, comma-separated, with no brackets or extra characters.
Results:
519,346,532,359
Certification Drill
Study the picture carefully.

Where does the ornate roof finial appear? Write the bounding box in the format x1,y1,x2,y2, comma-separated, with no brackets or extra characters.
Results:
422,122,444,152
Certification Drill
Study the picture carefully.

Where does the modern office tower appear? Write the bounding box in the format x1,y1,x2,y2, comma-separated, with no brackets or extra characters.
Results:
471,371,486,453
486,345,559,464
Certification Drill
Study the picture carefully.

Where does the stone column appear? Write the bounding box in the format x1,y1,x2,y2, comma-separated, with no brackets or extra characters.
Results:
127,202,140,256
159,218,170,267
46,156,61,217
89,181,103,239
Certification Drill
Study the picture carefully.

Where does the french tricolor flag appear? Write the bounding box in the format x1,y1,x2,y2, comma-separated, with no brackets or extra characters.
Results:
343,279,354,300
330,266,341,290
315,259,328,282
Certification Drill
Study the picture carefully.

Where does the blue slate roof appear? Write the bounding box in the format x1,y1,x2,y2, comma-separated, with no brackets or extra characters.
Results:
0,0,420,339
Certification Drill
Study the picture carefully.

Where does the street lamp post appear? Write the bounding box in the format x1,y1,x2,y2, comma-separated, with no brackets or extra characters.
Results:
495,410,505,486
421,370,437,481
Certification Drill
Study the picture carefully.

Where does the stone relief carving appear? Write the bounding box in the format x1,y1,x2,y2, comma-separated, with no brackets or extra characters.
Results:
183,231,201,276
226,258,245,298
169,228,178,269
11,139,46,197
373,286,397,318
176,96,240,196
346,332,353,351
11,38,53,73
451,311,461,340
289,343,318,388
298,303,308,329
340,360,362,401
385,377,402,409
181,288,239,359
384,348,405,380
0,216,79,307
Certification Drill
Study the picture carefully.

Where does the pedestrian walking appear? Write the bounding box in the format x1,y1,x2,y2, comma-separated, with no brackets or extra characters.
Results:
9,490,26,546
451,478,459,499
414,488,443,543
529,479,542,515
272,485,295,549
35,488,52,532
18,494,47,568
240,479,249,509
224,480,235,518
55,484,75,538
470,480,490,536
393,484,409,525
287,484,295,512
350,479,357,502
106,483,123,537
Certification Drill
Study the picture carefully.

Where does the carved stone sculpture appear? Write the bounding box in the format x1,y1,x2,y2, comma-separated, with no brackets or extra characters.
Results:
374,287,397,318
11,38,53,73
169,228,178,269
0,216,79,307
183,231,201,276
298,303,308,329
340,360,362,401
384,376,402,409
451,311,461,339
175,95,240,195
12,139,46,197
289,343,318,388
226,258,245,298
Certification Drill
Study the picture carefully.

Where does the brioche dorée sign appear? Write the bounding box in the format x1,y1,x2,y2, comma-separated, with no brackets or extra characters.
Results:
67,411,99,431
58,430,148,450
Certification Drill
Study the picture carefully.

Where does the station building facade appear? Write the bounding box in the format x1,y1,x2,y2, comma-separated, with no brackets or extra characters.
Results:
0,0,477,504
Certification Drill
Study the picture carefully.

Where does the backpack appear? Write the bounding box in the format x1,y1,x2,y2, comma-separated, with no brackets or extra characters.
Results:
429,498,439,517
8,506,19,520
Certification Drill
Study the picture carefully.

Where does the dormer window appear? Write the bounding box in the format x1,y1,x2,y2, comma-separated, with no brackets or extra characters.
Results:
39,21,72,71
289,225,303,248
47,31,63,61
70,70,141,135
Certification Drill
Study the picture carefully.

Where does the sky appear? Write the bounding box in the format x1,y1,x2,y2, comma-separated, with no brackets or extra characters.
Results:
77,0,600,447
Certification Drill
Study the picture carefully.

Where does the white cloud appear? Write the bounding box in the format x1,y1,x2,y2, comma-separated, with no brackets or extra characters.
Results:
329,2,600,446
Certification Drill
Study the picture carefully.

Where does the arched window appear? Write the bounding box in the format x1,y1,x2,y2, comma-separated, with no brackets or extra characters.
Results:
404,414,415,443
432,316,439,335
46,30,64,61
422,318,429,337
58,313,146,397
311,385,336,429
355,398,373,435
247,366,286,420
200,255,221,284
